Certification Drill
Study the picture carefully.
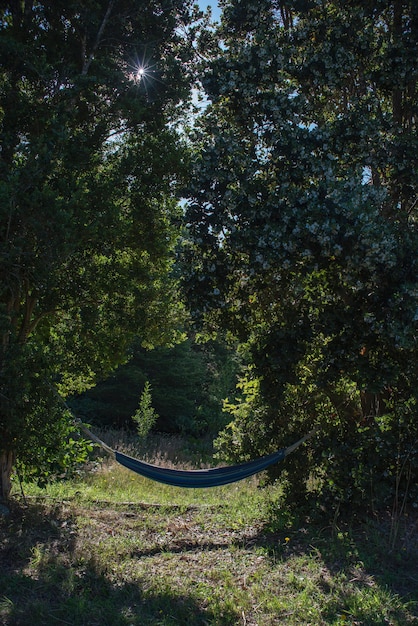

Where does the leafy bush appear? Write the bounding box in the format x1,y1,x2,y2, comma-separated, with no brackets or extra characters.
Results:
216,372,418,516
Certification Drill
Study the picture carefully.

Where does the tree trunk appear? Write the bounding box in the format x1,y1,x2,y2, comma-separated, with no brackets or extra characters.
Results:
0,450,14,502
360,390,391,422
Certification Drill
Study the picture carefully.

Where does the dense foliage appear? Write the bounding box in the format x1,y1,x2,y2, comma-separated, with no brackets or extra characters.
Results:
0,0,195,496
72,337,239,437
185,0,418,512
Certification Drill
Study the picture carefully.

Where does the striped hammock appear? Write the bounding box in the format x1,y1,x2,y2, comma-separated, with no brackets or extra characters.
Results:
79,422,313,489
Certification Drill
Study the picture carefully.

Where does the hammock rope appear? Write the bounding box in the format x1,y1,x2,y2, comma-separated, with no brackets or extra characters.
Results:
77,420,314,489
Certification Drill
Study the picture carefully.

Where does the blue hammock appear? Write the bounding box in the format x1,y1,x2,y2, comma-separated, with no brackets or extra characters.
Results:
79,422,313,488
116,443,294,488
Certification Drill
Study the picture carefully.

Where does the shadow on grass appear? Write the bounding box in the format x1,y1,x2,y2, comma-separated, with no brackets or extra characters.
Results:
1,500,417,626
0,502,237,626
253,509,418,625
1,574,224,626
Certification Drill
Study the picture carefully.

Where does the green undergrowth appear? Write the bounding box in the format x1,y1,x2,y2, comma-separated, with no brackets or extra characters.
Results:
1,435,417,626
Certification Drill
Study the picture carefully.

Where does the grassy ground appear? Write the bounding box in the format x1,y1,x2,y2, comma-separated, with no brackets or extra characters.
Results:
1,433,417,626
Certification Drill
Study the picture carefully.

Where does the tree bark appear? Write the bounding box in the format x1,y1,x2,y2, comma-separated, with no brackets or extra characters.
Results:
0,450,15,502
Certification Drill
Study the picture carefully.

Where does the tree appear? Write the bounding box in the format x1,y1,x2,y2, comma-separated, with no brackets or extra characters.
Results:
132,381,159,439
185,0,418,510
0,0,196,501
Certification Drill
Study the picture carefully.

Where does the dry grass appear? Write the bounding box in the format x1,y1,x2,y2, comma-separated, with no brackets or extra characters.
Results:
91,428,217,469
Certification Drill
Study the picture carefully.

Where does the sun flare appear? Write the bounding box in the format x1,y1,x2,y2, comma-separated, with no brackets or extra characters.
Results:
130,63,153,85
127,54,161,97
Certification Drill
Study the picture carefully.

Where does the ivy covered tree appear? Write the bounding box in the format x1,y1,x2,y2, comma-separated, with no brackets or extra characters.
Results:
0,0,196,500
185,0,418,511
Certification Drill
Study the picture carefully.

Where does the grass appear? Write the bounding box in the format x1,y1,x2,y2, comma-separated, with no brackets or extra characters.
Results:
1,432,417,626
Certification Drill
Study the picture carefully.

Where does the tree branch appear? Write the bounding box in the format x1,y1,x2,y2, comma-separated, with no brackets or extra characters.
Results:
81,0,115,76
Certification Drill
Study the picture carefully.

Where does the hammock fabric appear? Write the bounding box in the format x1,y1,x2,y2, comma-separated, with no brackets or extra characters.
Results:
79,422,313,489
